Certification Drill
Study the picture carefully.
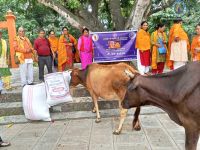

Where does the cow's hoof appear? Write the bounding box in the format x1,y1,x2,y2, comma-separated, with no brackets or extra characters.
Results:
95,119,101,123
133,125,141,131
113,130,121,135
92,109,96,113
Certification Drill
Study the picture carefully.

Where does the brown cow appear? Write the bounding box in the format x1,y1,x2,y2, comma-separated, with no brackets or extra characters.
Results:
70,63,141,134
122,61,200,150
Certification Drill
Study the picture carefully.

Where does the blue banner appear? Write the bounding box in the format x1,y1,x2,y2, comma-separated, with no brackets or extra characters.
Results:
91,30,137,62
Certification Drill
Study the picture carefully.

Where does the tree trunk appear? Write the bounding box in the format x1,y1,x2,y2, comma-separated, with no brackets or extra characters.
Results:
109,0,125,30
89,0,100,18
125,0,151,30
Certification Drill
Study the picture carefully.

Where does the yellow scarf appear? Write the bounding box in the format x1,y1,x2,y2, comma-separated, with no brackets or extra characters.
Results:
0,39,8,67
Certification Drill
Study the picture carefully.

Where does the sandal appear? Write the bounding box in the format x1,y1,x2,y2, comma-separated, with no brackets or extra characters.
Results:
0,141,11,147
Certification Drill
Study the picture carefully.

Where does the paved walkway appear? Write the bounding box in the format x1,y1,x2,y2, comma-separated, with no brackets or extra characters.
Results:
1,114,200,150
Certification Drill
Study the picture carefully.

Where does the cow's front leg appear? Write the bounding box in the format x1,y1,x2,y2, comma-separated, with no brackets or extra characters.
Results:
185,128,199,150
94,100,101,123
89,90,101,123
113,106,128,135
132,107,141,131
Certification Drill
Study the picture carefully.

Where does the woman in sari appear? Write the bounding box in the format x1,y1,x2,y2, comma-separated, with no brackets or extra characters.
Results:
58,27,77,71
135,21,151,75
78,27,93,69
0,31,11,93
151,23,168,74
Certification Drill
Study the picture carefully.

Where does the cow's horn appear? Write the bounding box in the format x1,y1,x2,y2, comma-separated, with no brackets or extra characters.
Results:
124,69,135,78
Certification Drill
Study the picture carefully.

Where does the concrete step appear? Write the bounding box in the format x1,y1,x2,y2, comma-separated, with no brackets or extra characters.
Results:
0,106,165,125
0,97,120,116
0,86,90,103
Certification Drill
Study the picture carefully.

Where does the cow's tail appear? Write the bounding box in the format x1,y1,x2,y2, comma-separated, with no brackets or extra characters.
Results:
124,69,135,78
124,64,140,79
125,63,139,74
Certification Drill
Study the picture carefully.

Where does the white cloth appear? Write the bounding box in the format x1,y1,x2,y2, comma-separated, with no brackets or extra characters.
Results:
25,59,33,64
137,49,149,75
170,40,188,62
19,63,33,86
173,61,186,70
170,40,188,70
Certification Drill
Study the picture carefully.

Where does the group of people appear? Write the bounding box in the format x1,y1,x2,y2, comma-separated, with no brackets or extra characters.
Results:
0,26,93,90
1,18,200,91
136,18,200,75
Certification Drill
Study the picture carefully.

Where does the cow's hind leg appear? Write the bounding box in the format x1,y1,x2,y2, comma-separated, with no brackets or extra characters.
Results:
92,106,96,113
113,101,128,135
185,128,199,150
132,107,141,131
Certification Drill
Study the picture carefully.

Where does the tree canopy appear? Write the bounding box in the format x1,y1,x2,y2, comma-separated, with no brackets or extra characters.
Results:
0,0,200,41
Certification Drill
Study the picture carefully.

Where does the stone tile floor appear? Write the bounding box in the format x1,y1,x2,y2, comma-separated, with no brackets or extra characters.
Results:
1,114,200,150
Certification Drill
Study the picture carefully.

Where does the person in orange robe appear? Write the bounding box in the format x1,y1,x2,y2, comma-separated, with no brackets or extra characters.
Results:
167,18,190,70
151,23,168,74
58,27,77,71
135,21,151,75
13,27,35,86
48,30,58,71
191,23,200,61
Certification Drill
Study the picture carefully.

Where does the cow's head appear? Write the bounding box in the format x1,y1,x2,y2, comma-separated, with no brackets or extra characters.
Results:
121,79,141,109
70,68,83,87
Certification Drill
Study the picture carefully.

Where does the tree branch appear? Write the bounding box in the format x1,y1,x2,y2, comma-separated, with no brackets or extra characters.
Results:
143,1,152,19
37,0,104,31
148,0,176,16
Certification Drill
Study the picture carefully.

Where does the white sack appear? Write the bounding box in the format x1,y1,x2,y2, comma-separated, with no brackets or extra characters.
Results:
22,83,51,121
45,72,73,106
63,70,72,84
